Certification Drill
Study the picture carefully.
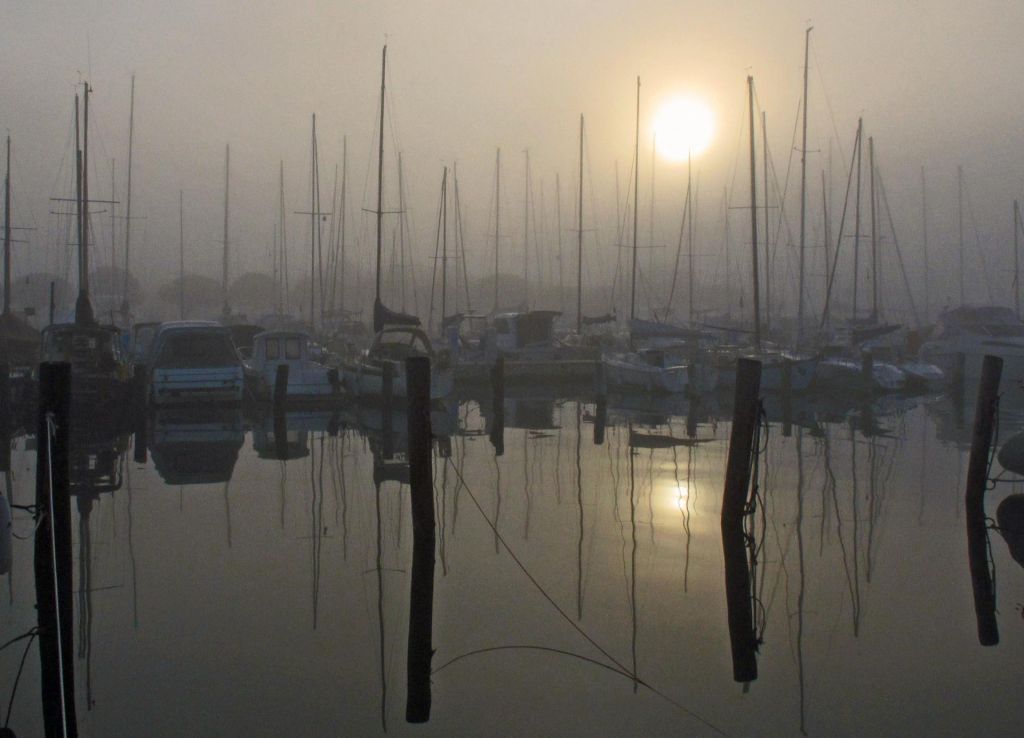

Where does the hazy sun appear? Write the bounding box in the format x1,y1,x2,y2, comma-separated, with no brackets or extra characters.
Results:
653,96,715,162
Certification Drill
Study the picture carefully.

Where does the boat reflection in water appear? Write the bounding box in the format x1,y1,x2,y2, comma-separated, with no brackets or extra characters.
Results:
149,408,245,485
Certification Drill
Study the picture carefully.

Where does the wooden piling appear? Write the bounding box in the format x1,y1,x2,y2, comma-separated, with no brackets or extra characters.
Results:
34,362,78,738
781,358,793,437
382,361,395,460
273,363,290,411
722,358,762,523
132,365,148,464
0,362,10,472
965,354,1002,646
722,519,758,683
405,357,435,723
720,358,761,682
490,355,505,456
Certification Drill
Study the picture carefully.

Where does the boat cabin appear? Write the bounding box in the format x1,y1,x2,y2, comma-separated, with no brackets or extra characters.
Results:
491,310,561,352
252,330,341,397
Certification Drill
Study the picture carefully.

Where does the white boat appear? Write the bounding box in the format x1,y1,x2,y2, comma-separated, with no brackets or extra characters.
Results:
716,350,817,392
251,330,343,400
919,306,1024,383
816,356,905,392
602,348,692,394
343,324,454,401
148,322,246,406
898,360,945,393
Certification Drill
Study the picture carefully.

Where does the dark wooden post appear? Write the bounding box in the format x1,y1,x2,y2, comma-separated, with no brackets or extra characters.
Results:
405,357,435,723
132,365,148,464
273,363,289,410
720,358,761,683
722,359,762,523
0,362,10,472
965,354,1002,646
781,358,793,437
490,355,505,456
382,361,395,460
34,362,78,737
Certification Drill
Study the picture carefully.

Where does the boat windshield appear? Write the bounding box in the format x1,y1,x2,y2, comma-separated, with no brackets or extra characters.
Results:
155,332,239,369
372,328,433,359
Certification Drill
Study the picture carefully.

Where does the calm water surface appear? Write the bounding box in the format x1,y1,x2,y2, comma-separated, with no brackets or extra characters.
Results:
2,391,1023,737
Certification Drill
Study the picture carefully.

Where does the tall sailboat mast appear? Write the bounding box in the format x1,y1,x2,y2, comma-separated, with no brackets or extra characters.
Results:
1011,198,1019,319
869,136,878,323
920,167,929,321
630,76,640,322
957,164,964,306
493,148,501,312
851,118,863,321
762,110,770,333
576,114,584,333
121,74,135,316
222,143,230,318
747,76,761,352
374,45,387,323
76,82,96,326
523,148,530,308
278,161,287,314
2,135,10,313
797,27,812,342
179,190,185,319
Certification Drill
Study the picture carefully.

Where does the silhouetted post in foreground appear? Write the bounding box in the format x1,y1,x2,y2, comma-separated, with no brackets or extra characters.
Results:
781,358,793,437
722,359,762,522
720,358,761,683
593,360,606,446
965,354,1002,646
405,357,435,722
382,360,395,460
0,362,10,472
34,362,78,737
490,355,505,456
132,365,148,464
273,364,289,460
273,363,289,411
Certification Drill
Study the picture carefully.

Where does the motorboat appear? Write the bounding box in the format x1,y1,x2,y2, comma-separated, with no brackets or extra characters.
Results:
602,348,692,394
920,305,1024,383
251,330,343,400
147,322,247,406
343,323,454,401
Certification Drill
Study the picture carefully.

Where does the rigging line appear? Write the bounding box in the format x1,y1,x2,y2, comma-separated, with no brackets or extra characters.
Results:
45,413,69,738
429,644,730,737
3,629,38,728
962,175,996,305
444,456,633,677
810,40,847,164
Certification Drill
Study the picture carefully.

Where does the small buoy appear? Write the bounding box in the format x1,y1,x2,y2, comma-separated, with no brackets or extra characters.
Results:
0,726,19,738
996,494,1024,568
997,432,1024,476
0,494,11,576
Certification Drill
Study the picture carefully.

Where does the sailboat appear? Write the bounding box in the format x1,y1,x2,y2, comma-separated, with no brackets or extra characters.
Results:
40,82,130,402
341,46,454,401
718,76,817,392
601,80,712,395
0,134,40,370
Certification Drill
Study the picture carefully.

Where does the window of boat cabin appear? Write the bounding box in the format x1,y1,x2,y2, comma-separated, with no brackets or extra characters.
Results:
265,338,280,360
285,337,302,360
494,317,511,334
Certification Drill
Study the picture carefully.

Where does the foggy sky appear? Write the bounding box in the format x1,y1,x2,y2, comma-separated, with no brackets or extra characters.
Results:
3,1,1024,320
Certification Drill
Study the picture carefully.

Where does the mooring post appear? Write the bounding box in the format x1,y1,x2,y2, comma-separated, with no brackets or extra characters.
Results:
720,358,762,684
0,362,10,473
132,365,148,464
34,362,78,737
273,363,289,411
490,355,505,456
405,356,435,723
382,360,395,460
593,360,607,446
781,358,793,437
965,354,1002,646
722,359,762,523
